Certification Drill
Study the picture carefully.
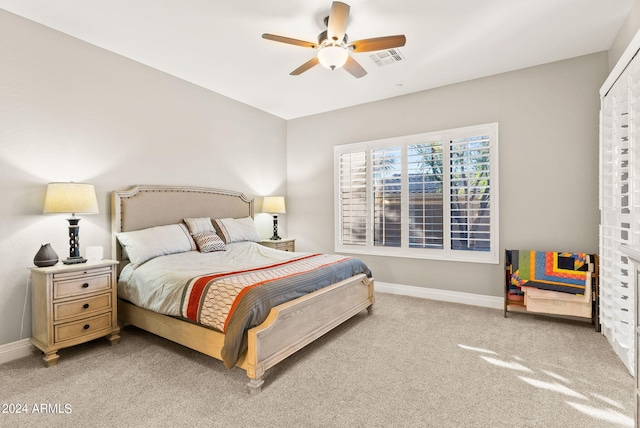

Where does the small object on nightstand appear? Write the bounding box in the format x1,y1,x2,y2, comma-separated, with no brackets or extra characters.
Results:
259,238,295,252
86,246,104,261
33,243,59,267
29,259,120,367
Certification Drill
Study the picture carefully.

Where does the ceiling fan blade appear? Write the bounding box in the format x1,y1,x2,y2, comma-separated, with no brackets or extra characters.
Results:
327,1,350,42
343,56,367,78
349,35,406,52
290,57,320,75
262,33,317,49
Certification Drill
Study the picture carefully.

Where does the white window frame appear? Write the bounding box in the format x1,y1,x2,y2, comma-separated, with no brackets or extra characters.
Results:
334,123,499,264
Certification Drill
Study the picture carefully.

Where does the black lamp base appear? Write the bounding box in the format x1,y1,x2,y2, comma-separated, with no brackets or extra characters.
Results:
63,256,87,265
270,215,281,240
66,216,86,263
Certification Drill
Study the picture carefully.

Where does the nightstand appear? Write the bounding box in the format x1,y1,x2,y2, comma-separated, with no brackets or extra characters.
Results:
259,238,295,252
29,259,120,367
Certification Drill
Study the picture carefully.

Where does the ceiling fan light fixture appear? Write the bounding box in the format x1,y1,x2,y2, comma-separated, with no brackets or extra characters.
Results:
263,2,405,78
317,44,349,70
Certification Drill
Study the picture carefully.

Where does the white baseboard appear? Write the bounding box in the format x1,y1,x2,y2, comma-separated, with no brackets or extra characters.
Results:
375,281,503,310
0,338,35,365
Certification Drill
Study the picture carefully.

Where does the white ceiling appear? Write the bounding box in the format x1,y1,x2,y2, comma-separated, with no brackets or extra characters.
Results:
0,0,635,119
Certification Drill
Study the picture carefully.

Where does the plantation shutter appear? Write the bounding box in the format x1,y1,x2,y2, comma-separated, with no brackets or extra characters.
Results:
449,135,492,253
407,141,444,249
338,151,367,246
334,122,498,264
372,147,402,247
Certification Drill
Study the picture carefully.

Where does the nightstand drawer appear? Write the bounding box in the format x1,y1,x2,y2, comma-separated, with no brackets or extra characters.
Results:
53,293,112,322
274,242,294,251
54,312,112,343
53,266,112,281
53,272,111,299
259,238,295,252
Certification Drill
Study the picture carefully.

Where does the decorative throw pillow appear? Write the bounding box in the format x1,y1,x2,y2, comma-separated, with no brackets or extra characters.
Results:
213,217,261,244
116,223,196,268
184,217,214,234
192,231,226,253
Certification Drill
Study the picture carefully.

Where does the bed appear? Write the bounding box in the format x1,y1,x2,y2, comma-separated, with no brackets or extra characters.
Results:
111,185,375,394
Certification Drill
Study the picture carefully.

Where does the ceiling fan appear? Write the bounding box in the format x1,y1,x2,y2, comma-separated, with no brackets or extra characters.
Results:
262,1,406,78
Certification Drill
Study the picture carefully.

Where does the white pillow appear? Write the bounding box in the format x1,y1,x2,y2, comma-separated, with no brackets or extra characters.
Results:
184,217,214,234
213,217,261,244
116,223,196,267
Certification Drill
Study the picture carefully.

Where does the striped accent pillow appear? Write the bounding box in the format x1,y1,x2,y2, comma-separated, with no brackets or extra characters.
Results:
184,217,214,234
192,232,226,253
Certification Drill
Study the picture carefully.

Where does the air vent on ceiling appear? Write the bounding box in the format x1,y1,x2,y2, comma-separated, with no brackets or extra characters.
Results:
369,48,405,67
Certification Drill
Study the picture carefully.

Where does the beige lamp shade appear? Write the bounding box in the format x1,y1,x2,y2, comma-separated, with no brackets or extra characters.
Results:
262,196,286,214
43,182,99,215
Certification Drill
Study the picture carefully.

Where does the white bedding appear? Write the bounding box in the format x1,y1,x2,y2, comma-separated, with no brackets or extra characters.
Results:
117,241,305,316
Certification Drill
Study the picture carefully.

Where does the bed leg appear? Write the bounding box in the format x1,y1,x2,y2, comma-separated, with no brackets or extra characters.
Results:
247,377,264,395
366,305,373,315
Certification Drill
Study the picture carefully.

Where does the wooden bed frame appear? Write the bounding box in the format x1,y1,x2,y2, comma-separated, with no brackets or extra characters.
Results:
111,185,375,394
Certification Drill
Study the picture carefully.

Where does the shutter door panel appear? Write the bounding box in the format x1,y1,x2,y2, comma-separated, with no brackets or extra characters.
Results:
600,60,636,375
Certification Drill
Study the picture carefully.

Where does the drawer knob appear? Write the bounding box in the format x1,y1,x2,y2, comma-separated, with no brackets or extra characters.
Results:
82,283,89,288
83,303,90,309
83,324,90,330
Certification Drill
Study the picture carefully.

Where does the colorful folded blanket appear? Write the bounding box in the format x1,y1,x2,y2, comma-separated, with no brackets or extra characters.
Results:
508,250,593,295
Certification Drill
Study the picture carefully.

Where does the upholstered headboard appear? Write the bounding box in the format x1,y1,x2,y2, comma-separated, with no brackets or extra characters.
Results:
111,185,254,267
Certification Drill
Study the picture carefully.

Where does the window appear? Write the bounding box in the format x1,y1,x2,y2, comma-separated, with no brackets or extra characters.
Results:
335,123,499,264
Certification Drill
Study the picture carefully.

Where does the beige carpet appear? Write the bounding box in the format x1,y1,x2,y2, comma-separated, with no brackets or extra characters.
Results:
0,292,634,427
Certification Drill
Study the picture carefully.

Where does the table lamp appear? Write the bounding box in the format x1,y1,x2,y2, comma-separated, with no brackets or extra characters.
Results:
262,196,286,240
43,182,99,264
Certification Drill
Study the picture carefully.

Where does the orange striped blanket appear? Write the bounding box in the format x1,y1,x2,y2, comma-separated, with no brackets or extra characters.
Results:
180,253,372,368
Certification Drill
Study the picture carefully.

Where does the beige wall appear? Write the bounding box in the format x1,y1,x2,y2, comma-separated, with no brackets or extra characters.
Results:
0,10,287,345
287,52,608,297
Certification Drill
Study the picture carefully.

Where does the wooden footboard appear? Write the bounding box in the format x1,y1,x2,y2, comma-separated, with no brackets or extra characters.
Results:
242,273,374,393
118,273,374,394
